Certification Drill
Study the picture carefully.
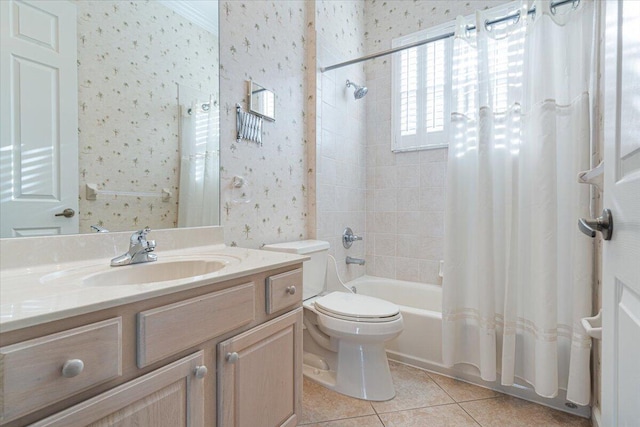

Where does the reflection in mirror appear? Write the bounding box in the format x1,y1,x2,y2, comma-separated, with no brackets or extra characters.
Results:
177,84,220,227
249,80,276,122
0,0,220,238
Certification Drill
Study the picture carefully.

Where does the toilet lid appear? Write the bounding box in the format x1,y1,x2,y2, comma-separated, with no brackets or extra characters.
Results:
314,292,400,321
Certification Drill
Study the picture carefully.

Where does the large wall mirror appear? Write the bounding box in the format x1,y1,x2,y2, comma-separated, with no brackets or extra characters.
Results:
0,0,220,237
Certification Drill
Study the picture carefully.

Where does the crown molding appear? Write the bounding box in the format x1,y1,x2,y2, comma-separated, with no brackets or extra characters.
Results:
159,0,218,35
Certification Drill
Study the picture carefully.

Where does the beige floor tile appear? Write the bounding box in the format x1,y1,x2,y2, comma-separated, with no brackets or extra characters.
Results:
300,378,375,425
371,361,454,414
379,404,480,427
460,396,591,427
301,415,384,427
428,372,501,402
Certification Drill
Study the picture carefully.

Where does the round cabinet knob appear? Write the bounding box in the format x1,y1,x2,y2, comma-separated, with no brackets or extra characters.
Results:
194,365,208,379
61,359,84,378
286,286,296,295
226,352,239,363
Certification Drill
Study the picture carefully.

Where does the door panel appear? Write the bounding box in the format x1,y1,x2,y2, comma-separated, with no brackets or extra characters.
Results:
218,309,303,427
602,1,640,425
0,0,78,237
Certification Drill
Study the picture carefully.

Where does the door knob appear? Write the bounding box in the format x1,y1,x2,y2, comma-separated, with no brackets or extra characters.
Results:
578,209,613,240
55,208,75,218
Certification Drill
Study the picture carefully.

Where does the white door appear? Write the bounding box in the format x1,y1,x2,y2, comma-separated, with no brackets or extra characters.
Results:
601,1,640,425
0,0,78,237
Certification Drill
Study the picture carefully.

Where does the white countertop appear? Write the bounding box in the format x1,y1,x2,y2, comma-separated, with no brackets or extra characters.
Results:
0,227,307,333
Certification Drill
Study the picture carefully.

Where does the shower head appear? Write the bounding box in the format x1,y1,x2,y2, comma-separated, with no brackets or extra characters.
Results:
346,79,368,100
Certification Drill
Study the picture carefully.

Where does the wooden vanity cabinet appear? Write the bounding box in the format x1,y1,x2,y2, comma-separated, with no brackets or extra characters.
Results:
0,264,304,427
218,308,303,427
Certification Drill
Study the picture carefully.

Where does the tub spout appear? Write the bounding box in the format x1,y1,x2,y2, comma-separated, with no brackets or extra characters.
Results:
346,256,365,265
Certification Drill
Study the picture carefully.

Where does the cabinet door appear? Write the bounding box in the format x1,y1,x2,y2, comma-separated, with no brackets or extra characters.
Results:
31,351,207,427
218,308,303,427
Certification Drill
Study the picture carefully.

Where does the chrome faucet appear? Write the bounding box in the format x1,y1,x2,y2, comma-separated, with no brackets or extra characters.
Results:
346,256,365,266
111,227,157,267
91,224,109,233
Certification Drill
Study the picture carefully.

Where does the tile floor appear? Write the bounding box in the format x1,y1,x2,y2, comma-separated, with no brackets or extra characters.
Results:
300,361,591,427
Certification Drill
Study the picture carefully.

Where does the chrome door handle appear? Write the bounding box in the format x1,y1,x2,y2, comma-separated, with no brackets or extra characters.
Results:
578,209,613,240
55,208,75,218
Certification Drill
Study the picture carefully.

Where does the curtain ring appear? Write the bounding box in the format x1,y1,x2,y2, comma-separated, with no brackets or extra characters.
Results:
484,10,520,32
551,0,579,15
464,25,472,38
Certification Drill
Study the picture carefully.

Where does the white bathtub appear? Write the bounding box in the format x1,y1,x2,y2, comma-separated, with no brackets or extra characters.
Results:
346,275,444,371
345,275,590,418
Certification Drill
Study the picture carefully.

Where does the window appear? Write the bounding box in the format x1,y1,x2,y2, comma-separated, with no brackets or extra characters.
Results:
392,23,454,152
391,2,526,153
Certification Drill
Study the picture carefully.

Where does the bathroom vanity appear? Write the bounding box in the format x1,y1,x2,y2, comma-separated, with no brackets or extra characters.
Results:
0,227,305,427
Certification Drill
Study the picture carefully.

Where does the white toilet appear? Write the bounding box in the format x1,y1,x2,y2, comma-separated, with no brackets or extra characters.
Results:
262,240,403,401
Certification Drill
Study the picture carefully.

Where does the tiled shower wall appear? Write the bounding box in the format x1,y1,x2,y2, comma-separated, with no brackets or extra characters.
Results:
314,1,367,282
362,0,509,284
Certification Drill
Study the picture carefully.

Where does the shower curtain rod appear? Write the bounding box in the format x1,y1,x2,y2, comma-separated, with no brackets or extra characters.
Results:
321,0,579,72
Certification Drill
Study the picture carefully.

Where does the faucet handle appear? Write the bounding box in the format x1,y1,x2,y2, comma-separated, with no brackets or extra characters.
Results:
342,227,363,248
131,227,152,244
131,227,151,243
144,240,156,252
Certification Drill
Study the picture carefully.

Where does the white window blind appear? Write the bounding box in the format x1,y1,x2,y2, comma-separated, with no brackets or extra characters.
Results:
392,23,453,152
392,2,527,153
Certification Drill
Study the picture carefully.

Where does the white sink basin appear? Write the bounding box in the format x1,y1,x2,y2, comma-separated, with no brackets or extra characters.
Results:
83,259,227,287
39,255,240,287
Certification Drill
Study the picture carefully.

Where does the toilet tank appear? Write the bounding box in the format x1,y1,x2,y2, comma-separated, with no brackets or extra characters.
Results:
262,240,329,300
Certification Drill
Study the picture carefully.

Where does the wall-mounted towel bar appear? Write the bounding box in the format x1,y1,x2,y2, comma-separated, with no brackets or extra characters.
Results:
236,104,263,145
577,161,603,189
85,183,172,202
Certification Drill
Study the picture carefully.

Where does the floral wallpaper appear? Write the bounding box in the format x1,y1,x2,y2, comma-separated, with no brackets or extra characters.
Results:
76,0,219,233
218,1,310,248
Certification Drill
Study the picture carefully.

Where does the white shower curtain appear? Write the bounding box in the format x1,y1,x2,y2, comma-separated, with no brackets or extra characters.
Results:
178,96,220,227
442,0,595,405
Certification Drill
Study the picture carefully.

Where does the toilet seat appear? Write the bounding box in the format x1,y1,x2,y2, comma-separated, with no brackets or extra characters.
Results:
314,292,401,323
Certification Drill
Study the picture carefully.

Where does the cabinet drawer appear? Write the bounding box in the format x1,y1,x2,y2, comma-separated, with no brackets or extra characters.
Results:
265,269,303,314
0,318,122,423
137,283,255,367
30,351,206,427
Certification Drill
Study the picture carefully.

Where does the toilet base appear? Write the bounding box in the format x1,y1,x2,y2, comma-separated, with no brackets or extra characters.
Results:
301,343,396,401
